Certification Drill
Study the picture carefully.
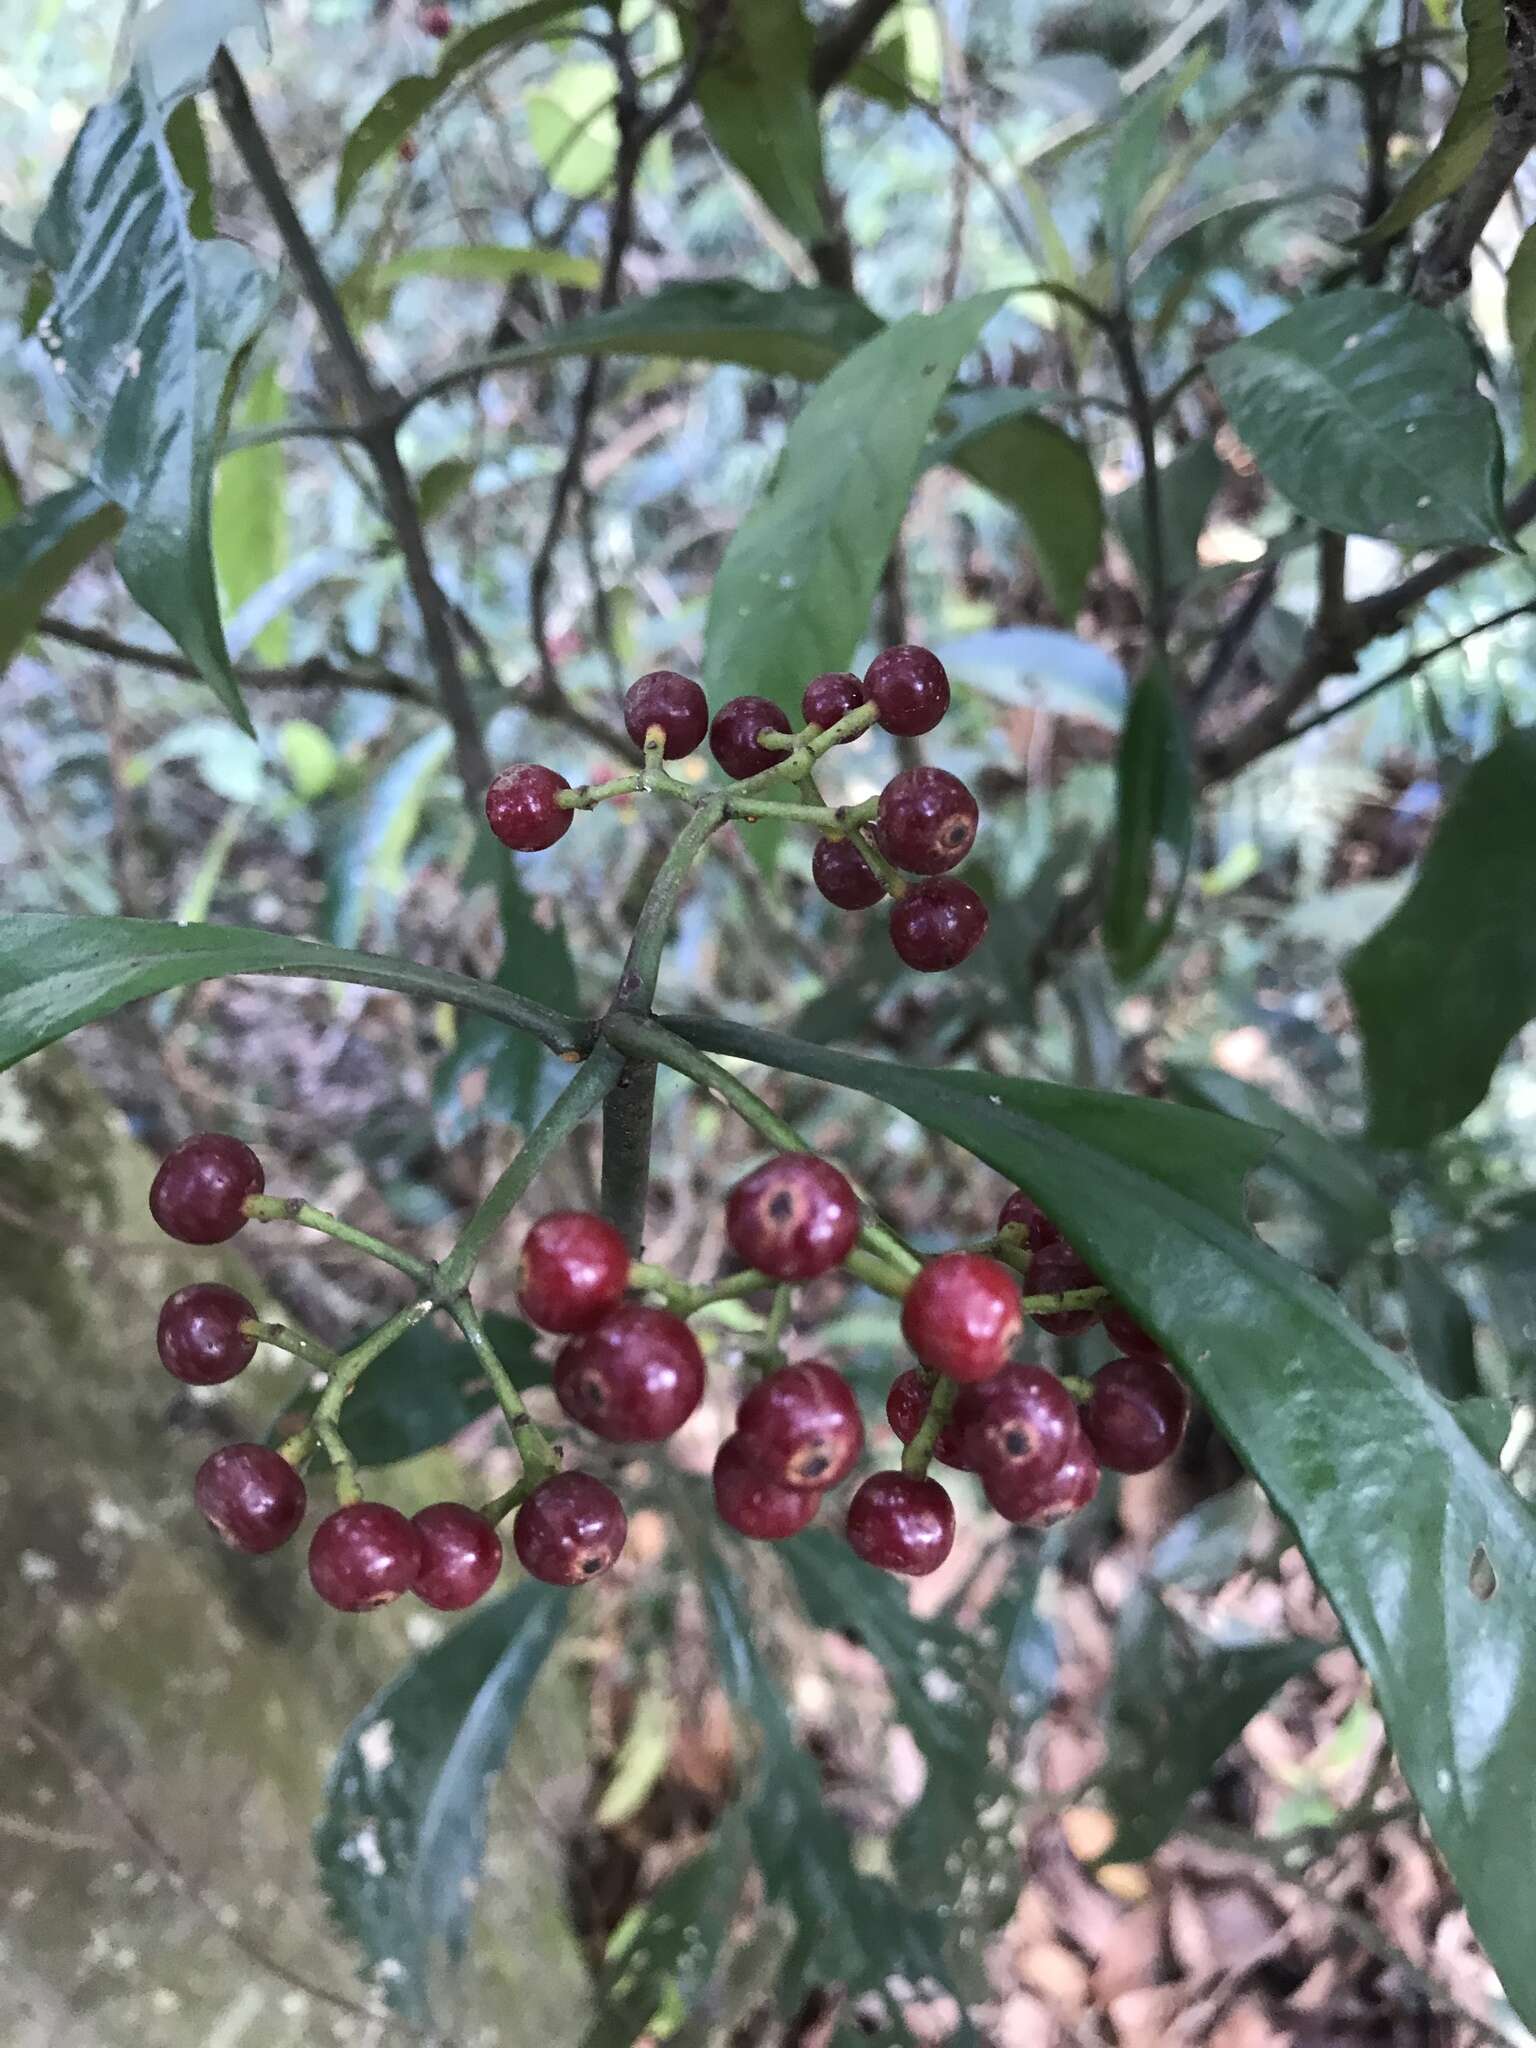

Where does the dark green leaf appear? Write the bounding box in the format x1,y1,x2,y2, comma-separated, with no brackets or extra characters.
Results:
413,455,477,526
1508,225,1536,475
164,96,215,239
1113,438,1223,595
1399,1254,1480,1400
1363,0,1505,244
33,74,274,729
0,912,581,1072
1470,1196,1536,1392
316,1583,568,2017
703,291,1008,718
0,483,123,674
1346,731,1536,1145
693,0,827,245
843,15,911,106
664,1012,1536,2025
1103,81,1177,282
1105,666,1194,978
930,395,1103,617
1097,1589,1317,1860
1209,288,1508,549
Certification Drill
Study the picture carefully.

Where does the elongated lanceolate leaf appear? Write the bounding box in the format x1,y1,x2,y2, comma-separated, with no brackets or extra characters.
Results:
0,483,123,674
1105,665,1194,978
1363,0,1506,244
694,0,828,246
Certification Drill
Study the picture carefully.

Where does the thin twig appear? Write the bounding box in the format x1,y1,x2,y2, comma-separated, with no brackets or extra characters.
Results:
38,615,431,703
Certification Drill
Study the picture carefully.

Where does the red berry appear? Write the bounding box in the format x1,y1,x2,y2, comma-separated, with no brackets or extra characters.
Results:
900,1252,1021,1382
411,1503,503,1610
875,767,978,876
149,1132,264,1244
983,1432,1100,1526
812,835,887,910
624,670,709,759
846,1471,954,1575
1101,1303,1165,1358
513,1472,626,1584
309,1503,424,1612
554,1304,705,1442
157,1283,257,1385
1081,1355,1190,1474
1027,1240,1101,1336
517,1210,631,1334
884,1368,984,1470
194,1444,306,1555
713,1432,822,1539
397,135,419,164
710,695,793,779
736,1360,864,1490
724,1152,859,1281
998,1190,1062,1252
420,3,453,35
801,670,866,733
485,763,572,851
963,1364,1078,1488
890,878,988,972
864,645,950,736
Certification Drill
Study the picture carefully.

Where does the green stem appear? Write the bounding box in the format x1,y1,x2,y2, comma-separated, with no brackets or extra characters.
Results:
307,1299,436,1495
439,1047,623,1289
799,767,906,896
728,701,878,799
242,1195,433,1286
612,800,726,1012
479,1470,544,1525
239,1319,340,1372
601,1058,657,1254
901,1373,958,1477
844,1247,915,1300
452,1297,561,1486
1021,1286,1108,1315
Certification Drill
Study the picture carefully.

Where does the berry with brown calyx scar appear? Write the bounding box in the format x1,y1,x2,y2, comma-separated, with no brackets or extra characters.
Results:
735,1360,864,1489
875,766,978,876
514,1472,627,1584
884,1368,985,1469
846,1471,955,1575
864,645,950,736
900,1251,1021,1383
1101,1304,1164,1358
801,671,866,733
964,1364,1078,1488
890,878,988,971
517,1210,631,1334
194,1444,306,1554
724,1151,859,1281
308,1503,424,1612
998,1190,1062,1253
150,1133,264,1244
157,1284,257,1385
983,1432,1100,1526
713,1432,822,1539
812,835,887,910
486,764,572,851
554,1304,705,1442
624,670,709,759
1027,1240,1102,1335
710,695,794,780
1081,1354,1190,1473
411,1503,503,1610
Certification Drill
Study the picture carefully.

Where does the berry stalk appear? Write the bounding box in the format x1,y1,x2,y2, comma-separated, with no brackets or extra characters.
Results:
899,1371,957,1479
242,1194,434,1285
307,1298,436,1494
238,1317,339,1373
452,1297,562,1487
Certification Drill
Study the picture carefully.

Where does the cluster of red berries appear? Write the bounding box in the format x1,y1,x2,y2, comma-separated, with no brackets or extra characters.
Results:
486,647,989,974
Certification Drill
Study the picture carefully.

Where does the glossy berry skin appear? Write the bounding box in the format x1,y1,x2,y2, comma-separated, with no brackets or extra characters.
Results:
1027,1240,1101,1336
875,767,979,876
514,1472,627,1584
713,1433,822,1539
801,670,866,733
710,695,793,780
885,1368,985,1471
149,1133,264,1244
901,1252,1021,1382
309,1503,424,1612
194,1444,306,1555
1101,1303,1165,1358
890,878,988,972
517,1210,631,1334
485,763,573,851
624,670,709,759
725,1152,858,1282
998,1190,1062,1253
736,1360,864,1490
964,1364,1079,1489
411,1504,503,1610
864,645,950,736
983,1432,1100,1526
812,835,886,910
157,1284,257,1385
554,1304,705,1442
1082,1355,1190,1474
846,1471,955,1576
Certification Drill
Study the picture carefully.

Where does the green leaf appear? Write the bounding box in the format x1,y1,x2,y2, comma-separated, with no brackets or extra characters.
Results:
694,0,828,245
1103,80,1178,283
1104,666,1194,978
1208,288,1508,549
0,482,123,675
327,728,453,947
164,96,215,238
1096,1589,1318,1861
1345,731,1536,1145
0,912,581,1072
213,361,288,662
33,73,274,730
316,1582,568,2018
528,60,618,196
364,242,601,292
703,291,1008,718
414,457,477,525
1363,0,1505,244
1113,437,1223,595
1507,225,1536,478
278,718,338,800
664,1012,1536,2027
929,395,1103,617
1398,1253,1480,1401
335,0,580,216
